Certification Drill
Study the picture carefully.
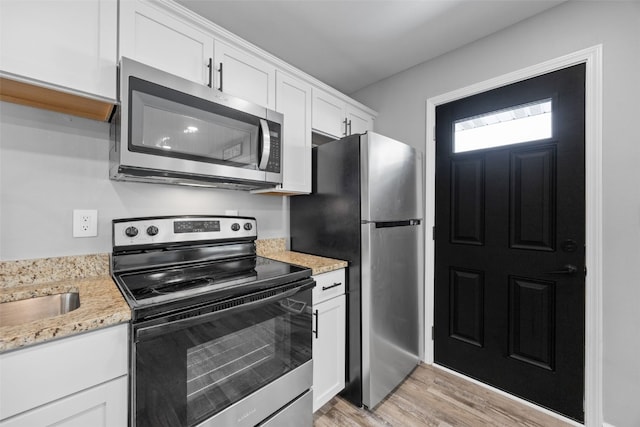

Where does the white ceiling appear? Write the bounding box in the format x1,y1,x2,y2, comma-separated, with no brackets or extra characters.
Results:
175,0,565,94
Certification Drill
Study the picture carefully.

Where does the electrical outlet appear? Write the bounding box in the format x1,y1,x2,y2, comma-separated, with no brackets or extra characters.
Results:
73,209,98,237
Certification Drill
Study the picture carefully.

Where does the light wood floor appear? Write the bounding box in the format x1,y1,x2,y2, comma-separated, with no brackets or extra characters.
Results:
313,363,574,427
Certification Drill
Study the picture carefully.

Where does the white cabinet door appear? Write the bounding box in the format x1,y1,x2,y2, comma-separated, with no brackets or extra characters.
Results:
0,324,128,421
312,88,375,138
119,0,213,85
312,294,346,412
347,105,374,135
312,88,347,138
0,0,117,100
255,71,311,195
0,376,127,427
214,41,276,109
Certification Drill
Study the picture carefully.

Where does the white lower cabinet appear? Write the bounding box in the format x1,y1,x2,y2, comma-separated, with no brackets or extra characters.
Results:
312,269,346,412
0,376,127,427
0,324,128,427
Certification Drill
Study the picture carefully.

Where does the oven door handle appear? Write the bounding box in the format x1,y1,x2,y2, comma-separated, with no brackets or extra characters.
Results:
135,279,314,342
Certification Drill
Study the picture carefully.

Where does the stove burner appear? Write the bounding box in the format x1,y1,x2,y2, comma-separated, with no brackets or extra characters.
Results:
124,259,256,297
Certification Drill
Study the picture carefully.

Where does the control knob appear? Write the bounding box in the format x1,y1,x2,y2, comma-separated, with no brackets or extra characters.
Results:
243,223,253,231
231,223,240,231
147,225,159,236
125,226,138,238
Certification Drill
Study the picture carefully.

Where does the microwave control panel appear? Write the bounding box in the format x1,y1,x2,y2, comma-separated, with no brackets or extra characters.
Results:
266,127,281,173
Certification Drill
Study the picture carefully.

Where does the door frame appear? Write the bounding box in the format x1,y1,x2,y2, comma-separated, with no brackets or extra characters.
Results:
424,45,603,426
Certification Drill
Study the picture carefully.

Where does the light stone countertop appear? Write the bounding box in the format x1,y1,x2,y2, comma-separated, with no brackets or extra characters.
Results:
0,240,344,353
0,275,130,353
255,238,348,275
262,251,348,275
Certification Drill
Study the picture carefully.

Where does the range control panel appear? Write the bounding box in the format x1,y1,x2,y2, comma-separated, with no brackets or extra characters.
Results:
113,216,257,248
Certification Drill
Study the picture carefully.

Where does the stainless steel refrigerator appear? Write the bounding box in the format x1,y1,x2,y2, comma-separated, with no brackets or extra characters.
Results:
290,131,424,409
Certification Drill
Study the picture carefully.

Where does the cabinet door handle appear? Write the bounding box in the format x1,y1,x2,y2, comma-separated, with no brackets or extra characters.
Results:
312,309,319,338
342,118,348,136
347,119,352,135
322,282,342,291
207,58,213,88
218,62,223,92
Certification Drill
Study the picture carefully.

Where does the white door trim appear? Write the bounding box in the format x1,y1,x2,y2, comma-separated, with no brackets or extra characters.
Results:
424,45,603,426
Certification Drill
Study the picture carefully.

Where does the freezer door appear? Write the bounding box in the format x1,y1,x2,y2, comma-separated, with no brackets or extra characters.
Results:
361,132,422,221
361,221,422,409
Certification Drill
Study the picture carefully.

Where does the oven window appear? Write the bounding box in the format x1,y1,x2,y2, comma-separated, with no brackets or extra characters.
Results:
133,288,312,427
187,317,282,423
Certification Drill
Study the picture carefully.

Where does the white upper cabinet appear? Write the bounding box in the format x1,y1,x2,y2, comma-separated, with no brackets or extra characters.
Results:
119,0,213,86
312,87,374,138
119,2,276,109
0,0,117,100
312,88,346,138
116,0,376,194
214,41,276,109
347,104,374,136
276,72,311,193
254,71,311,195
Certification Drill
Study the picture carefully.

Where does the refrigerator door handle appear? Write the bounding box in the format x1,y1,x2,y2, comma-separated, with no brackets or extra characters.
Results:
361,219,422,227
374,219,421,228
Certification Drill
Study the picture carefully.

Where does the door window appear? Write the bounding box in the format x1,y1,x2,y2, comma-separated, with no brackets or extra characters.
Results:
454,99,552,153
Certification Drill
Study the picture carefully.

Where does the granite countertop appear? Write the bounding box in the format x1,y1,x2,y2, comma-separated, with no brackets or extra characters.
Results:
0,240,343,353
0,275,130,353
256,238,348,275
263,251,348,275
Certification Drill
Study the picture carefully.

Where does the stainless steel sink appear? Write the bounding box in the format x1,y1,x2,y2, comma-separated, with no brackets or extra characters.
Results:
0,292,80,327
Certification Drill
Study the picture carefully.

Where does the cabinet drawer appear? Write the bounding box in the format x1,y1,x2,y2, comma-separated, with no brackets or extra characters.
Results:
312,269,345,304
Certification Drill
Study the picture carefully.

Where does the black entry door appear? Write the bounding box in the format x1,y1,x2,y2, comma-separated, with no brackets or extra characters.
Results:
434,64,585,422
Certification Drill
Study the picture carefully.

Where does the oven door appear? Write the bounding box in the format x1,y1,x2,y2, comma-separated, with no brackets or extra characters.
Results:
131,279,314,427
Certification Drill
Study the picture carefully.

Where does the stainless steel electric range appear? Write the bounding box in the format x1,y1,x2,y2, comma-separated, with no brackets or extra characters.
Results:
110,215,314,427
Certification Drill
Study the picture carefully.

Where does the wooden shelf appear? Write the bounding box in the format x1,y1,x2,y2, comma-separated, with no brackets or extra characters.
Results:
0,77,115,122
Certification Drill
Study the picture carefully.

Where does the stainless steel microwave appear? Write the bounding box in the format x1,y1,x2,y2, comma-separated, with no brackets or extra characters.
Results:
109,57,283,190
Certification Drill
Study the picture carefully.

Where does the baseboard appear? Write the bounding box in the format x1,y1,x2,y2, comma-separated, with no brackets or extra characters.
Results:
602,423,616,427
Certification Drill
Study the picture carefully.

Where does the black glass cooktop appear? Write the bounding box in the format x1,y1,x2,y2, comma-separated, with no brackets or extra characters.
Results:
115,256,310,306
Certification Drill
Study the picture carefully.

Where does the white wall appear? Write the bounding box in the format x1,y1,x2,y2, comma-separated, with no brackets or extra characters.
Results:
352,2,640,426
0,102,289,261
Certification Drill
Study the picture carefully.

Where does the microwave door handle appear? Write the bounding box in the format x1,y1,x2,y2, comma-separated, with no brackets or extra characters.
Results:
258,118,271,170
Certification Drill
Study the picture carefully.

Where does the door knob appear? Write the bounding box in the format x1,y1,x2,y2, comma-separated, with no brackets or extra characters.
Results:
545,264,577,275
